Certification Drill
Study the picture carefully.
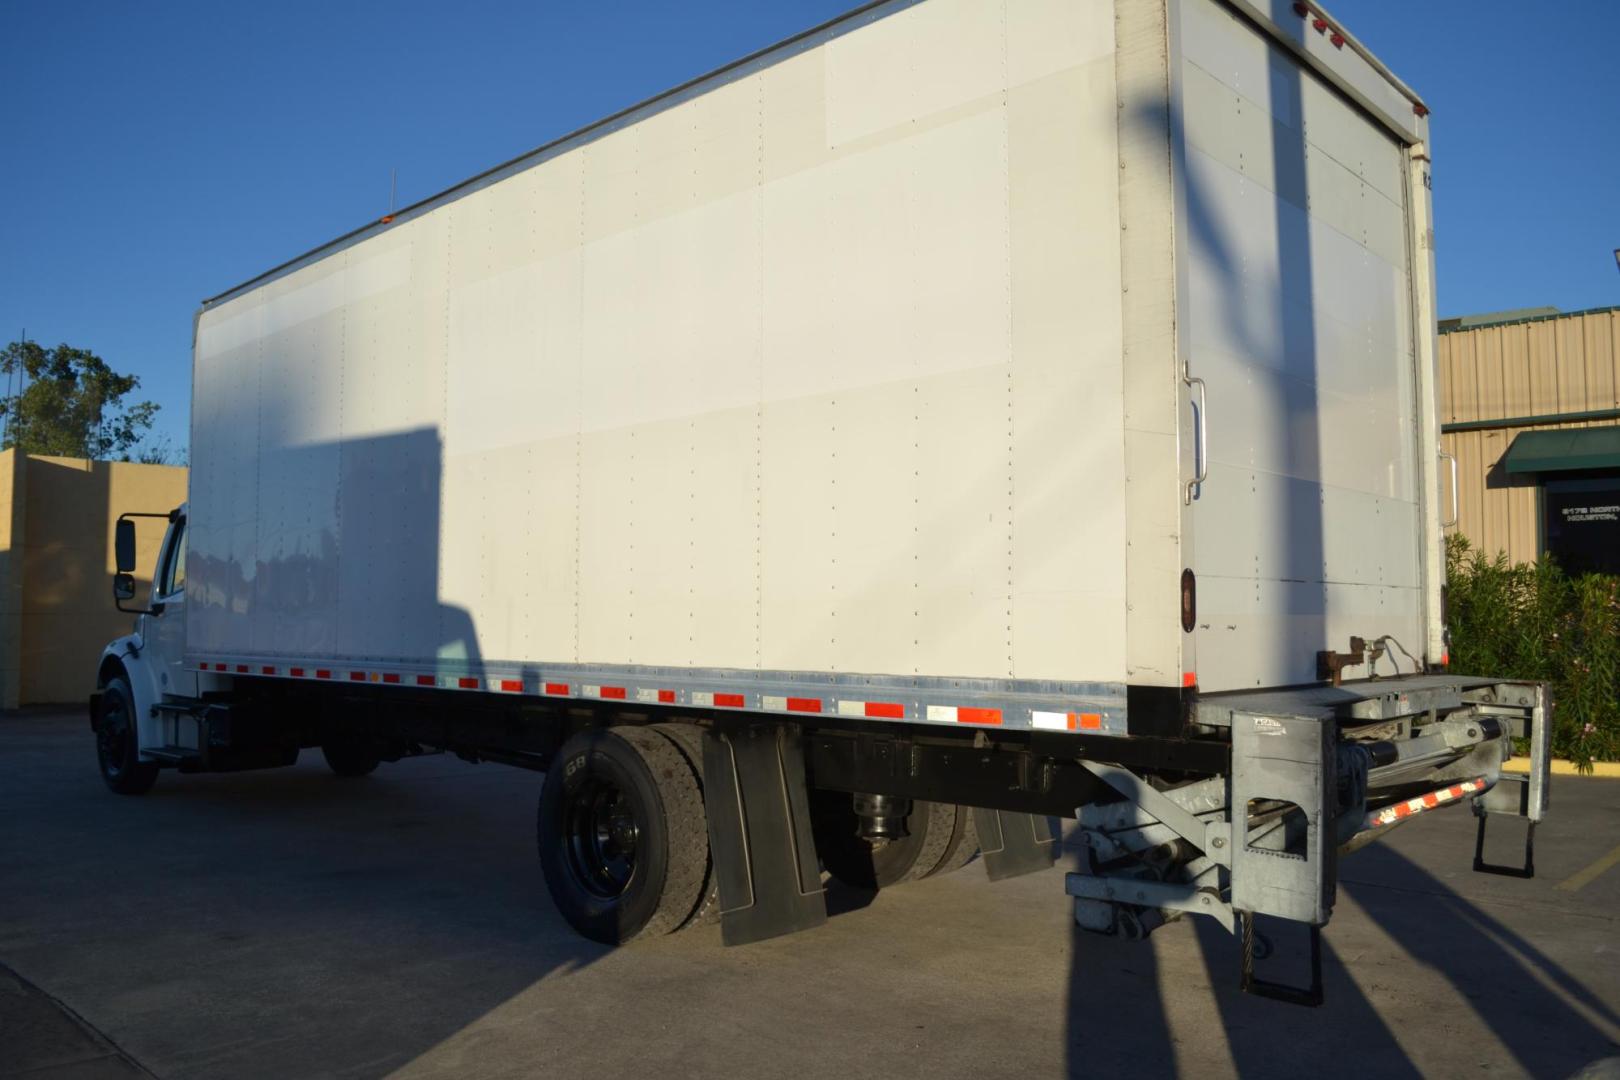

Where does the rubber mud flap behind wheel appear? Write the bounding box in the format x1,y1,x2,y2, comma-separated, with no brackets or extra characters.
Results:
538,727,709,944
974,808,1056,881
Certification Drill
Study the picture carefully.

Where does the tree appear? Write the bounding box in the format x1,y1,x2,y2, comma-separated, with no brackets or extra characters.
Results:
133,434,187,467
0,340,163,461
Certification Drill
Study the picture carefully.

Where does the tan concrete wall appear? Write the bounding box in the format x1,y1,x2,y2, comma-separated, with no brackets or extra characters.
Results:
0,450,28,708
0,455,186,706
1438,307,1620,564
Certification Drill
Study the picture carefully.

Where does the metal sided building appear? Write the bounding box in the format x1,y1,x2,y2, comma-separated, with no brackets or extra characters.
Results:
1438,305,1620,575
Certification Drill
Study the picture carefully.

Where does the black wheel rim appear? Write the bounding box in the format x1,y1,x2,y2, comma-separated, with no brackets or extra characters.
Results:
97,694,129,778
563,774,640,900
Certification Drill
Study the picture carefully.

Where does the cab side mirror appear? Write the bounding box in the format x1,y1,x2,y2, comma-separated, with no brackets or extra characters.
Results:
115,518,137,573
113,573,137,602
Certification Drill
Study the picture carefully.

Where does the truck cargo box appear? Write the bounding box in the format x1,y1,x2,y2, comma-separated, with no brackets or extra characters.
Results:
98,0,1555,993
187,0,1447,732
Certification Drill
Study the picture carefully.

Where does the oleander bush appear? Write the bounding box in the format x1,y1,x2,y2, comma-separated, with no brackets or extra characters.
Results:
1445,534,1620,771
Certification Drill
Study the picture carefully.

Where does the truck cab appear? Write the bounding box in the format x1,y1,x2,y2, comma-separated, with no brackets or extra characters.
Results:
93,503,387,795
91,506,188,793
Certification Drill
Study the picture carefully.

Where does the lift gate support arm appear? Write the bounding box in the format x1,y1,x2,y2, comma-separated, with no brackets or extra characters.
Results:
1065,678,1551,1007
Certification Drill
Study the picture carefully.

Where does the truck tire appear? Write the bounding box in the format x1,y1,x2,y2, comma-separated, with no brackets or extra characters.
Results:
538,726,709,944
923,804,980,879
811,791,965,889
321,740,380,777
649,723,720,929
95,676,159,796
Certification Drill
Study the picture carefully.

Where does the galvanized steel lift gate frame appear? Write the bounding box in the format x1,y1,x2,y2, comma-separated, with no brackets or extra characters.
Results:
1065,675,1550,1005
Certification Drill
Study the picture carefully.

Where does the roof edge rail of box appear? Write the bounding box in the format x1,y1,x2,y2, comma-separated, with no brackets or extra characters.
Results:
1220,0,1429,146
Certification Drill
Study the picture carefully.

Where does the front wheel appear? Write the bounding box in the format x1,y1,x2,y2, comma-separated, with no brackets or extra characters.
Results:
96,676,159,796
538,726,710,944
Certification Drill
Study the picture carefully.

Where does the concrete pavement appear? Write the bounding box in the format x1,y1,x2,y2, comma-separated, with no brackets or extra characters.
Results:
2,707,1617,1079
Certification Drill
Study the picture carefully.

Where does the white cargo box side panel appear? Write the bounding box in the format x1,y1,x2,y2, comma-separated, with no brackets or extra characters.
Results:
1172,0,1426,690
189,0,1130,693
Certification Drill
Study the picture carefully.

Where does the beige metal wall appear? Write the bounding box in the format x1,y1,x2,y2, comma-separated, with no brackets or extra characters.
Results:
1438,307,1620,563
0,451,187,707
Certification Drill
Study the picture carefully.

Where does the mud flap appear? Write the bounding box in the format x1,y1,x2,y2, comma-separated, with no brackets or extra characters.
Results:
703,722,828,946
974,808,1056,881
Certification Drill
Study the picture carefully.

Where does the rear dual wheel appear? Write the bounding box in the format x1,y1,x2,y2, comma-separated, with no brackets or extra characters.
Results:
810,791,980,889
537,725,714,944
322,739,381,777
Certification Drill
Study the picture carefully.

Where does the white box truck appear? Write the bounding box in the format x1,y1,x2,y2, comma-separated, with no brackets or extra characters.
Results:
93,0,1550,1004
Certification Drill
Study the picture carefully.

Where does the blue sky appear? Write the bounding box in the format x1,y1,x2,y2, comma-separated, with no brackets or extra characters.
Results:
3,1,1616,454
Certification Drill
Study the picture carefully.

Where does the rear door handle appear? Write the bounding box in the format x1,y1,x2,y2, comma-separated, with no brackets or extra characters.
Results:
1439,447,1458,527
1185,367,1208,505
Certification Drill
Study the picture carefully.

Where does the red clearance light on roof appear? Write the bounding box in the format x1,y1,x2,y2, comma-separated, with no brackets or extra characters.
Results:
1312,18,1327,32
380,215,394,224
1292,1,1308,14
1414,103,1430,117
1329,32,1345,48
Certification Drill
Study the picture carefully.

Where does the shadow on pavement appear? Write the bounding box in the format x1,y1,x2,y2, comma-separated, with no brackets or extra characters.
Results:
1345,843,1620,1079
0,715,606,1079
1190,916,1423,1080
1058,833,1619,1079
1066,927,1178,1077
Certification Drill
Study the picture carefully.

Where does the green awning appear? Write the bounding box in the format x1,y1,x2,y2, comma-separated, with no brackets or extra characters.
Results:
1503,426,1620,475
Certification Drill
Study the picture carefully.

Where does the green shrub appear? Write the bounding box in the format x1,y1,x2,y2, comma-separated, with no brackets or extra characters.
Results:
1445,535,1620,770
